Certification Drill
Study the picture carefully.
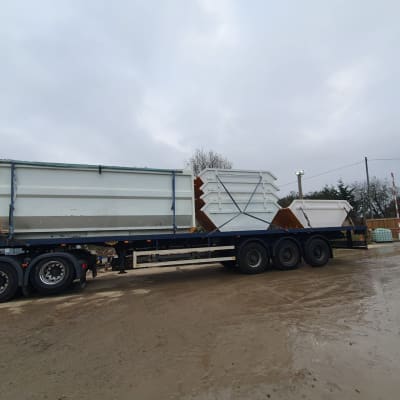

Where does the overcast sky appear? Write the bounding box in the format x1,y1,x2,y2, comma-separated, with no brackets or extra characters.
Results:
1,0,399,194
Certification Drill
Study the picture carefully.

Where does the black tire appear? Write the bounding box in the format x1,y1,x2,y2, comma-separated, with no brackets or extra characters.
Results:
0,263,19,302
238,242,268,274
30,256,75,295
304,237,330,267
273,239,301,270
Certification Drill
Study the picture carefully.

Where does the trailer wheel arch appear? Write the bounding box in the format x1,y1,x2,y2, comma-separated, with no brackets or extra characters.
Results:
24,252,82,288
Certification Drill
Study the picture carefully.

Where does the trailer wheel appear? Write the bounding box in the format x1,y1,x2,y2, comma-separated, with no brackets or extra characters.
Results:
273,239,301,270
0,263,19,302
30,256,75,294
238,242,268,274
304,237,330,267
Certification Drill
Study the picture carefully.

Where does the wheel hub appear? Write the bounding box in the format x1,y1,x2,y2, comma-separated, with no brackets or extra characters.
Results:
39,261,66,285
313,246,322,258
282,249,293,262
0,271,9,294
247,249,262,268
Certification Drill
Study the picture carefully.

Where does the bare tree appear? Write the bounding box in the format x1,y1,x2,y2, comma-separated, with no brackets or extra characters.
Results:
352,178,392,219
279,178,395,221
187,149,233,176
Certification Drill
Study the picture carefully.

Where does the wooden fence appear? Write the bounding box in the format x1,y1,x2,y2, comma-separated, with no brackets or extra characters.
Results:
366,218,400,239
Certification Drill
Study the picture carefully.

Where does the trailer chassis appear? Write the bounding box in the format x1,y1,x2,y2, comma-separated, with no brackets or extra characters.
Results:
0,225,367,302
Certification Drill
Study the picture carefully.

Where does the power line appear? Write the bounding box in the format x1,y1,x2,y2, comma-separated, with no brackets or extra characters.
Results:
280,160,364,187
303,161,364,181
279,157,399,189
370,158,400,162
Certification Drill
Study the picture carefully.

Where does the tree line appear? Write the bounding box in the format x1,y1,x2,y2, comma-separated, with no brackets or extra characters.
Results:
279,178,399,222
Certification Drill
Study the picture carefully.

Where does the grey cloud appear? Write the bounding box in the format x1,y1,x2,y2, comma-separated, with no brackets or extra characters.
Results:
1,0,399,193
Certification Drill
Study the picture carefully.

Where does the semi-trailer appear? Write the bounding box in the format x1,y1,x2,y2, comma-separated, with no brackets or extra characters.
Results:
0,160,367,302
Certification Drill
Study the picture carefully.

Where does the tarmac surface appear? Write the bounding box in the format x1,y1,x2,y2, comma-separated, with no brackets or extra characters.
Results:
1,243,400,399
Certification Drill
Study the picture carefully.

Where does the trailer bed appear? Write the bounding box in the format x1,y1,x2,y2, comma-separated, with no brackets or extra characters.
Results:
0,225,367,249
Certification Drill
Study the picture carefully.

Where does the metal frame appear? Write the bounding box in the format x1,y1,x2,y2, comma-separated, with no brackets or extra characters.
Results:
0,225,367,248
171,171,177,233
133,245,235,268
0,159,186,175
214,173,272,230
8,162,16,240
0,225,367,301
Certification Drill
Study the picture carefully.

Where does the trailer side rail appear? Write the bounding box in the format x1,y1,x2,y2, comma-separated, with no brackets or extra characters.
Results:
133,245,236,268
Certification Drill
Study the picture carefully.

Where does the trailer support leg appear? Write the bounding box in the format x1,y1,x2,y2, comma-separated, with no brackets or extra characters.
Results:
346,230,353,248
116,248,127,274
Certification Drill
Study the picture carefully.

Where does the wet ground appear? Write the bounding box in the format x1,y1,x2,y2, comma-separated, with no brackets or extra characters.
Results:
1,243,400,400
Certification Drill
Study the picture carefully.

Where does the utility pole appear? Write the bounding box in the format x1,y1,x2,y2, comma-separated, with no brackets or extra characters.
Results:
391,172,400,240
364,156,372,219
296,170,304,199
391,172,400,219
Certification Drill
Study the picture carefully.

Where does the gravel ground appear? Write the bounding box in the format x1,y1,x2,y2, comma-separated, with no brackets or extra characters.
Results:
1,243,400,400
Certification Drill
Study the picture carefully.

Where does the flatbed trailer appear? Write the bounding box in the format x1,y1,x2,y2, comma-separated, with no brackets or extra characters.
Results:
0,224,367,302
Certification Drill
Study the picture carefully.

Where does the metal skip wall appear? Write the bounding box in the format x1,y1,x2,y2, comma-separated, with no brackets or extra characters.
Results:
0,161,195,239
198,169,281,232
